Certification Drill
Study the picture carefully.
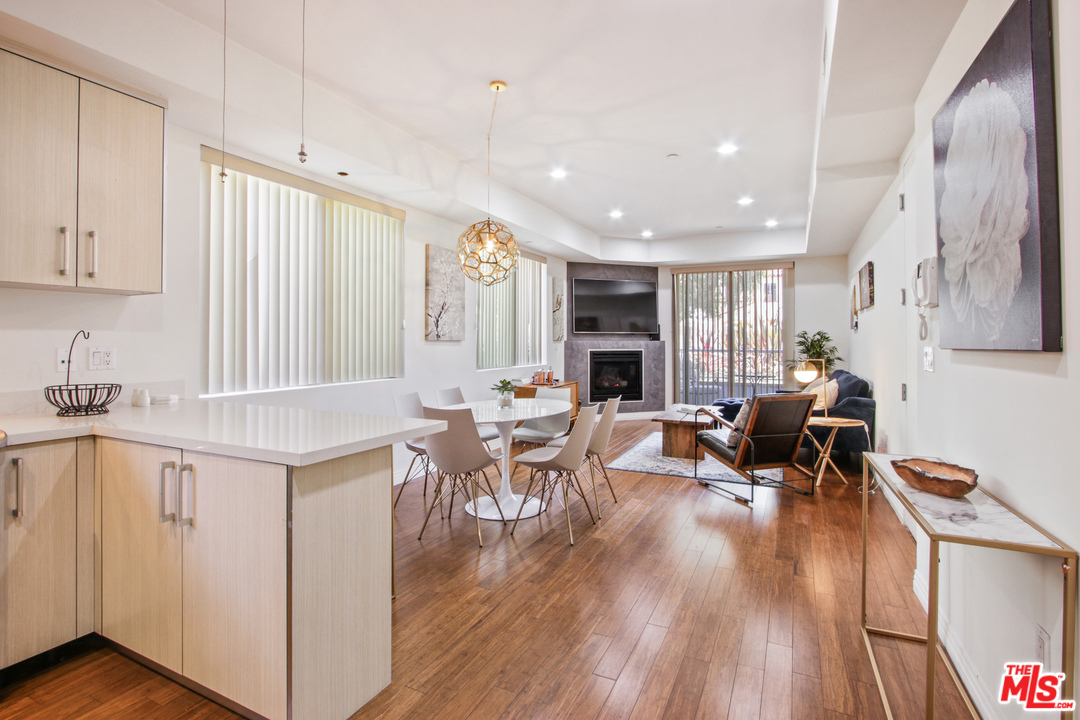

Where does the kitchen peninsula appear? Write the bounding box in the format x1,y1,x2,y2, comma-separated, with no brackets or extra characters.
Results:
0,400,444,720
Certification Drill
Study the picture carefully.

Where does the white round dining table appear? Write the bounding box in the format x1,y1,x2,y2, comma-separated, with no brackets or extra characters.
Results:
447,397,572,521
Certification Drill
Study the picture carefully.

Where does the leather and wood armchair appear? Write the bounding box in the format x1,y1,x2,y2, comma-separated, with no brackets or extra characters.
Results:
693,393,816,504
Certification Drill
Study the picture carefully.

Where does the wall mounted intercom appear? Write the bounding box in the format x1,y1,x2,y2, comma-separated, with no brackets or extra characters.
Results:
912,257,938,341
912,257,938,308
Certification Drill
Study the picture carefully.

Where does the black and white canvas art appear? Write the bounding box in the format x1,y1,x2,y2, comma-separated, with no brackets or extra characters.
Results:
425,244,465,341
932,0,1061,351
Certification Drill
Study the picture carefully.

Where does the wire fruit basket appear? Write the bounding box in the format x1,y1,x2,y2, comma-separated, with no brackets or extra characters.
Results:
44,383,122,416
44,330,122,417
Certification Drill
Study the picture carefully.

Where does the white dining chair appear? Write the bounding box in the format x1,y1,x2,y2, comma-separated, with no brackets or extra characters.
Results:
511,386,572,448
511,403,599,545
419,406,505,547
392,392,433,508
435,386,500,445
548,396,621,517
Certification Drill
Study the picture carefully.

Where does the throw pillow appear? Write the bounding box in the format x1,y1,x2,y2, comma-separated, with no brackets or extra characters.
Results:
726,399,753,447
803,376,825,391
809,379,839,411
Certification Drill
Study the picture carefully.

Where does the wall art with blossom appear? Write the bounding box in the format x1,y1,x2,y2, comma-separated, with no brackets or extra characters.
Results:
425,244,465,341
932,0,1061,351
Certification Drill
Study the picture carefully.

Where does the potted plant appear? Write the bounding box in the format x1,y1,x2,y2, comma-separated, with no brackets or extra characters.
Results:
492,379,516,407
789,330,843,380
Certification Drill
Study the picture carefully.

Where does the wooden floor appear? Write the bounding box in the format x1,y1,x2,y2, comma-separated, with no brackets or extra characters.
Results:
0,420,974,720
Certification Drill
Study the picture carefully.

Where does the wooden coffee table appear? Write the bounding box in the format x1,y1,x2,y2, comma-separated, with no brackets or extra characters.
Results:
652,406,715,460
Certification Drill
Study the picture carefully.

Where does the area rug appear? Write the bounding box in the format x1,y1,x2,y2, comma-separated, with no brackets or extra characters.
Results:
606,432,781,484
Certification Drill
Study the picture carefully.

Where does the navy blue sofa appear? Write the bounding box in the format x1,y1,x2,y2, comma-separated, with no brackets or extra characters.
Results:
804,369,875,454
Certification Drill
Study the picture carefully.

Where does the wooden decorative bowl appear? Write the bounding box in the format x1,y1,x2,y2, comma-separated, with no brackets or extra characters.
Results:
890,458,978,498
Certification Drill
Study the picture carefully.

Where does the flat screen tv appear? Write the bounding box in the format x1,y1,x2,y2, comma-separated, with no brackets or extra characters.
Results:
572,278,658,334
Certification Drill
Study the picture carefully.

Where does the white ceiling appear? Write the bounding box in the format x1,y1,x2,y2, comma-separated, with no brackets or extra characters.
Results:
0,0,969,263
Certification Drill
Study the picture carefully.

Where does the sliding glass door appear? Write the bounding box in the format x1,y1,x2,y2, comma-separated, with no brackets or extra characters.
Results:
674,267,789,404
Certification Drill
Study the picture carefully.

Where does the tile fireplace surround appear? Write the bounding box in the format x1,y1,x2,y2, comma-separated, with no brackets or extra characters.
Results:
563,261,666,413
565,340,665,412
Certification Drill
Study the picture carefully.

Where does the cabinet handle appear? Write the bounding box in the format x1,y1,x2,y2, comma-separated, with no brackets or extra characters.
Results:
178,463,194,527
88,231,99,278
11,457,23,518
159,460,176,523
60,227,70,276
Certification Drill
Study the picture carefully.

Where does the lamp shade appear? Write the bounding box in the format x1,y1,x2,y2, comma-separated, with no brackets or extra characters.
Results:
458,218,519,285
794,359,821,384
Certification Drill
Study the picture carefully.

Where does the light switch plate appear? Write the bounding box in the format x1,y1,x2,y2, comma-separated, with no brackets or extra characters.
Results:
923,346,935,373
56,348,75,373
89,347,117,370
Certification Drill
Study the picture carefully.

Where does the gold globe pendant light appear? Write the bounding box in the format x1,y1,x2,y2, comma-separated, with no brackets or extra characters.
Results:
458,81,519,285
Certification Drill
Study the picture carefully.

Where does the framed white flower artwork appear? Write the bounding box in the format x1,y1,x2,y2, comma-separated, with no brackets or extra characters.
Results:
932,0,1061,351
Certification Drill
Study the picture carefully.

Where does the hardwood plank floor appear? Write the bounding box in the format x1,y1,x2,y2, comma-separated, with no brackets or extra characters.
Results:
0,420,975,719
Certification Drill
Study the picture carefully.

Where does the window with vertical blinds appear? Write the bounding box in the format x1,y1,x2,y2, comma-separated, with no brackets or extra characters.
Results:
203,154,404,395
673,266,792,404
476,254,544,370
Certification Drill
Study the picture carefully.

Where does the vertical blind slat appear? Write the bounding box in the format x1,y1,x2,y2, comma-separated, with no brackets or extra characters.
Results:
205,164,402,394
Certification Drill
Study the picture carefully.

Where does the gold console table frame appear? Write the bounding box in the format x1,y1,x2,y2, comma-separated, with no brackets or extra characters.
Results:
861,452,1077,720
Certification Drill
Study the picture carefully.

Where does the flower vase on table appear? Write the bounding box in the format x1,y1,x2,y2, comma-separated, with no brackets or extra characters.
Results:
492,379,515,408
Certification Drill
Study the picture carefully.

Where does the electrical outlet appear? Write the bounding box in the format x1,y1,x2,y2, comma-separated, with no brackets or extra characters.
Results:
1037,624,1052,667
56,348,76,373
89,347,117,370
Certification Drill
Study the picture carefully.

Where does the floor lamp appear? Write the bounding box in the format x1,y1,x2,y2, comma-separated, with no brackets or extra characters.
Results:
794,358,828,418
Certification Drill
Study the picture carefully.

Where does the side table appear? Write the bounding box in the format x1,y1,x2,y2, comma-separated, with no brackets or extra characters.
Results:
806,416,869,486
861,453,1077,719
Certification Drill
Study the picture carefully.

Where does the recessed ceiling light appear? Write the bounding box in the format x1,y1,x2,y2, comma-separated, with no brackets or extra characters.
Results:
737,196,754,206
641,230,653,238
550,168,567,179
667,153,679,158
717,143,739,155
609,210,623,219
765,219,778,228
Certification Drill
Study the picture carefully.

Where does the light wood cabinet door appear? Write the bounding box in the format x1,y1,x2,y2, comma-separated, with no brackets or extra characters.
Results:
0,49,79,287
77,80,164,294
181,452,288,720
100,438,183,674
0,440,78,668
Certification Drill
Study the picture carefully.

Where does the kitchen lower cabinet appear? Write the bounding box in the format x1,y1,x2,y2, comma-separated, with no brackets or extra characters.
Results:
100,439,287,720
0,439,78,668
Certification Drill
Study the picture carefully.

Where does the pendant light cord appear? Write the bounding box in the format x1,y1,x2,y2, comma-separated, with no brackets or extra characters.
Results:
486,88,500,215
298,0,308,162
220,0,228,182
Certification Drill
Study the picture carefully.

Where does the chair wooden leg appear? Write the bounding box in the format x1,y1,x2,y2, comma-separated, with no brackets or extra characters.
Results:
480,469,506,523
394,453,420,508
573,471,596,525
511,468,540,536
587,457,601,519
469,472,483,547
597,457,618,504
562,473,575,545
418,471,448,540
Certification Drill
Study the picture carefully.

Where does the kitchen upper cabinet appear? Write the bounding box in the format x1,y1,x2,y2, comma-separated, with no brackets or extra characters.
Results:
0,50,79,288
77,80,164,293
100,439,287,720
0,439,78,669
0,47,164,294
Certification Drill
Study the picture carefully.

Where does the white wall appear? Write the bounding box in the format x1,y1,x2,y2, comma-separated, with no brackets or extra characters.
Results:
846,1,1079,717
793,255,851,372
0,124,562,482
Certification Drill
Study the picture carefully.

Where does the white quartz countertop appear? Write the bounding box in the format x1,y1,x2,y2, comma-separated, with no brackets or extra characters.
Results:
0,400,445,467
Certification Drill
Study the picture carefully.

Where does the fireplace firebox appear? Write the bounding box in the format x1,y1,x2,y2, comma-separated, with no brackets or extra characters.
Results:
588,350,644,403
